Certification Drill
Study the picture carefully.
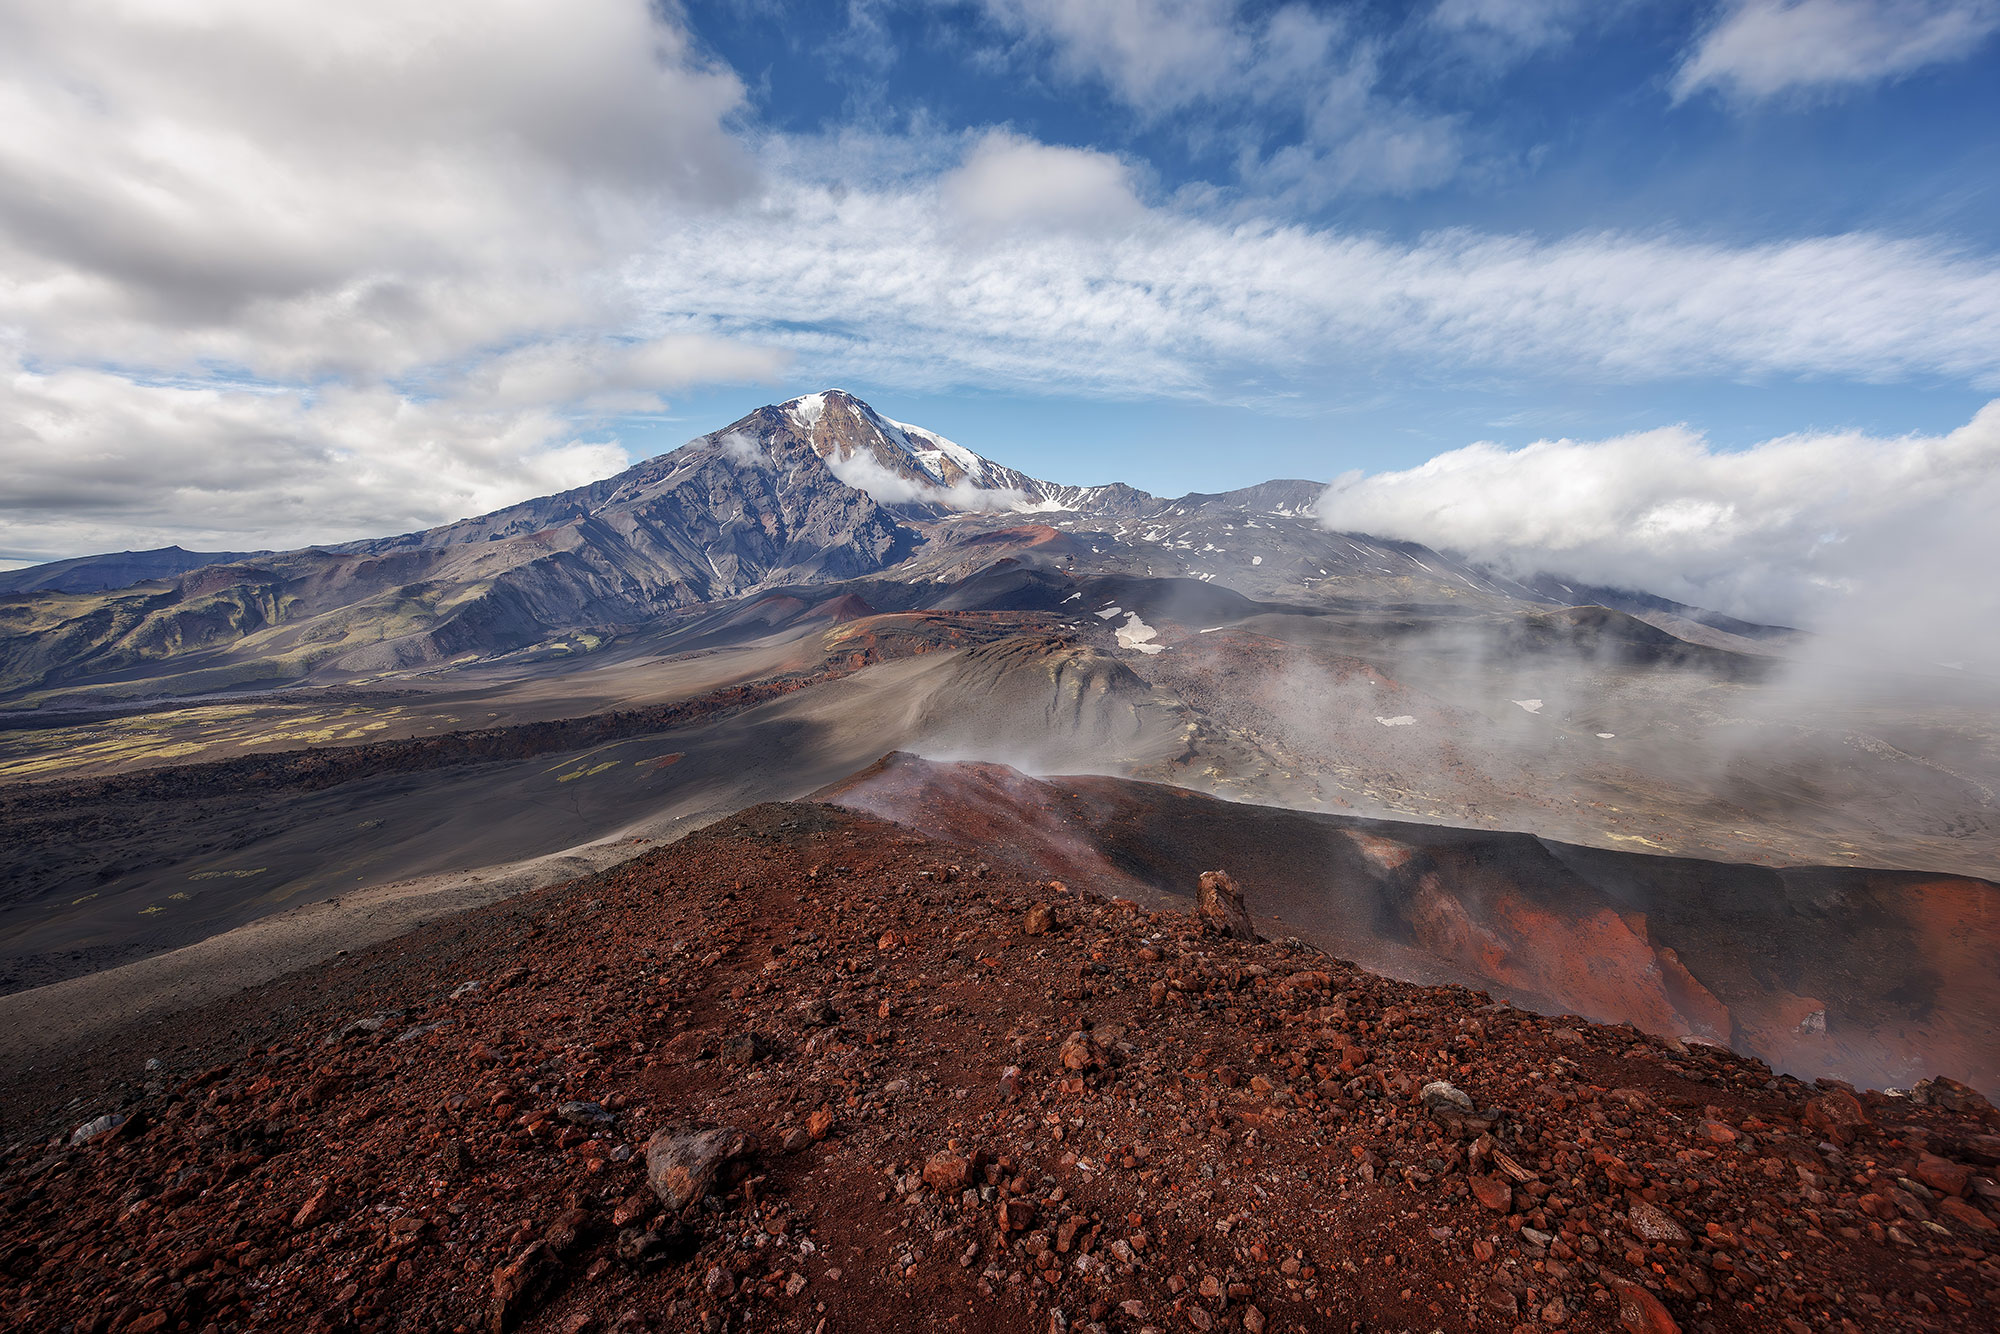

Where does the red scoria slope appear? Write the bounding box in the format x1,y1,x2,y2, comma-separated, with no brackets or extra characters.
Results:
3,802,1997,1334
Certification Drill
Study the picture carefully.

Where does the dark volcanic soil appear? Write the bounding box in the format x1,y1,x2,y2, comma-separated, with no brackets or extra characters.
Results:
3,802,1996,1334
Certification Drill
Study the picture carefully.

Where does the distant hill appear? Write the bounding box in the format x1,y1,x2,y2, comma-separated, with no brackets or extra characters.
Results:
0,546,266,596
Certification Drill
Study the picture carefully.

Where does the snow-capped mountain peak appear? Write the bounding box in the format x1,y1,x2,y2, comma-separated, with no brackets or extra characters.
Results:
777,389,1036,510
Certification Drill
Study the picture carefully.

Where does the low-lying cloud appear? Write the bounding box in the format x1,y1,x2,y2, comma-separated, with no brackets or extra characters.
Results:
1315,401,2000,669
820,446,1031,513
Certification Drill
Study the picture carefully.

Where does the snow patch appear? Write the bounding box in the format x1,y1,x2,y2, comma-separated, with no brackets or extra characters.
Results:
1512,699,1545,714
1375,715,1416,727
1095,606,1122,619
1596,732,1616,738
1115,612,1165,654
1251,555,1263,566
787,392,827,428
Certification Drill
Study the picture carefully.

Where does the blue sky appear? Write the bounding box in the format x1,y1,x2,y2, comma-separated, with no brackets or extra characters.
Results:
2,0,1999,566
635,0,2000,493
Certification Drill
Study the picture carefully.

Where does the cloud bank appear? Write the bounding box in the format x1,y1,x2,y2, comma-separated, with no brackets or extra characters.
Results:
0,0,783,563
1315,401,2000,668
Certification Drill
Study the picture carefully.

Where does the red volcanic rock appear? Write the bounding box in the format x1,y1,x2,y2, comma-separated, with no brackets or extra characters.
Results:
1917,1153,1972,1197
1627,1200,1691,1247
645,1125,748,1213
1696,1119,1738,1144
1803,1086,1871,1144
1058,1030,1104,1072
1914,1075,1995,1115
923,1150,970,1192
2,799,1996,1334
1613,1280,1682,1333
1196,869,1253,939
1470,1173,1513,1212
1940,1197,1999,1232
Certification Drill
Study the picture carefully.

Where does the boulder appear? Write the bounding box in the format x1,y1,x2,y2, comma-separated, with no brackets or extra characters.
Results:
1803,1087,1870,1145
1420,1081,1473,1114
1196,870,1254,940
645,1125,748,1213
1612,1280,1680,1333
1912,1076,1994,1116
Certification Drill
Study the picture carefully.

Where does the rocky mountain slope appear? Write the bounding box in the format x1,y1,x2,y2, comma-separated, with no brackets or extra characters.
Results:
0,390,1619,706
3,798,1996,1334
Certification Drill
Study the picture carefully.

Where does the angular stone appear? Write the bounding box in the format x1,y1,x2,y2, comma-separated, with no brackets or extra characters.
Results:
1471,1173,1512,1211
1421,1080,1473,1114
1196,870,1254,939
1612,1280,1681,1333
1627,1200,1690,1246
645,1125,748,1212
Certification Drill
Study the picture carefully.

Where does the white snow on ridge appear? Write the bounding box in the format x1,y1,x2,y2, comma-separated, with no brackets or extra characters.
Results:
1512,699,1544,714
787,392,827,428
883,414,987,483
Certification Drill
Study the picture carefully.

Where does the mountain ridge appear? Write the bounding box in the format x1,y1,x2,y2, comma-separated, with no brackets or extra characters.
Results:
0,390,1791,708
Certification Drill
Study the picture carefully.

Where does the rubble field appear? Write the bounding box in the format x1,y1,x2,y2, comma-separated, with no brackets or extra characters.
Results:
3,801,1995,1334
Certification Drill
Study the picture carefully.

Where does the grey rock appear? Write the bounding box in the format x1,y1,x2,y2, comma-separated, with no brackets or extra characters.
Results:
646,1125,748,1212
1421,1080,1474,1114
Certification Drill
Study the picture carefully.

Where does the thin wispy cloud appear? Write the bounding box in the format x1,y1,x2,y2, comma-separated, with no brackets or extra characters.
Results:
637,175,2000,397
1674,0,2000,102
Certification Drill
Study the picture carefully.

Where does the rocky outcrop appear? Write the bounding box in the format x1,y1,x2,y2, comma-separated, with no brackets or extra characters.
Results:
1195,869,1254,939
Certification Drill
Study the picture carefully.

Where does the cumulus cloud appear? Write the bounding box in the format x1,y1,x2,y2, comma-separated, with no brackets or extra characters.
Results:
0,0,788,562
940,132,1146,233
0,0,756,379
1314,402,2000,668
1674,0,2000,102
0,358,630,563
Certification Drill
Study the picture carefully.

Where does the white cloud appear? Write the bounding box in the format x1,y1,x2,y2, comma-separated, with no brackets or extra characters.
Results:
1314,402,2000,667
455,336,791,414
941,132,1145,233
1674,0,2000,102
0,0,757,381
634,178,2000,399
0,0,789,562
965,0,1464,199
970,0,1252,110
0,357,631,563
1429,0,1609,60
820,445,1030,512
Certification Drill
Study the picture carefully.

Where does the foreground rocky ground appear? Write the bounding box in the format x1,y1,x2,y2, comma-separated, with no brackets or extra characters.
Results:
2,801,1996,1334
